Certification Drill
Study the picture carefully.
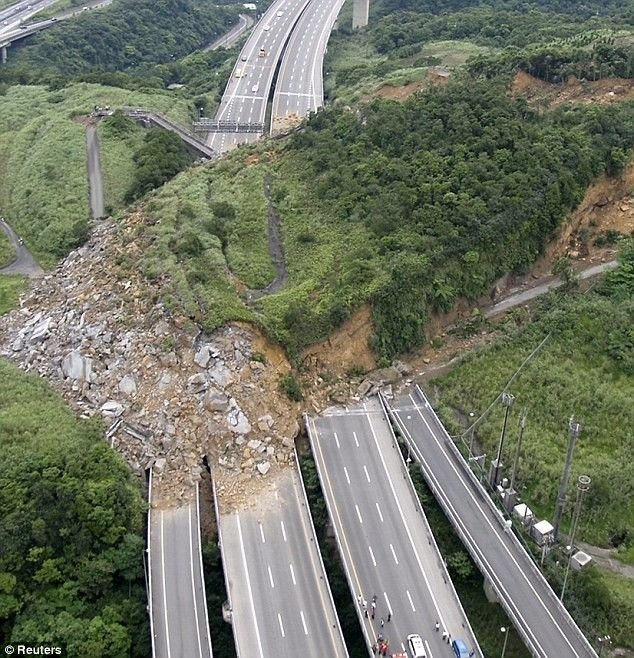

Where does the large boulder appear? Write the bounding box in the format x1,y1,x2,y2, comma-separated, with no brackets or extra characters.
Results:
61,351,93,382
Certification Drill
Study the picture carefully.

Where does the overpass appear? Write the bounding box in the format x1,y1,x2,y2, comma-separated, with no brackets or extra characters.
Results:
192,119,265,134
116,108,218,159
148,471,214,658
385,386,599,658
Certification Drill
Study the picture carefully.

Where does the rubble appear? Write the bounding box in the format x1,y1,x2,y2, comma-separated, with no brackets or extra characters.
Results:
0,217,301,506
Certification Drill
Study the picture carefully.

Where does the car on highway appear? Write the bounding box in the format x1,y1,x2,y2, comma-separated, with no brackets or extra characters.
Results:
262,24,270,30
276,10,283,16
241,55,247,61
451,638,470,658
251,83,259,93
407,634,426,658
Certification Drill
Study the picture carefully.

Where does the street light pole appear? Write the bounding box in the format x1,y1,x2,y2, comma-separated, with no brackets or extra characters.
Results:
490,392,514,488
500,626,510,658
561,475,591,602
553,417,582,541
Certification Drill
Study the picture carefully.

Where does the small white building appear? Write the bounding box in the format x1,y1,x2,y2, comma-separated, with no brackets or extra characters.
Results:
571,551,593,571
531,519,554,545
513,503,534,526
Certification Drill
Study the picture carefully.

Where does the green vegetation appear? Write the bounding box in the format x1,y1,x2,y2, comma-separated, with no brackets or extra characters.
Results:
279,373,303,402
0,230,15,268
142,79,634,362
4,0,237,79
0,276,27,314
201,539,236,657
435,239,634,551
0,83,193,267
125,128,192,203
0,358,148,655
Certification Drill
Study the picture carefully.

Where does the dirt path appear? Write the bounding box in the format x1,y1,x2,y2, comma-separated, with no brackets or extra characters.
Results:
247,176,288,301
0,217,44,278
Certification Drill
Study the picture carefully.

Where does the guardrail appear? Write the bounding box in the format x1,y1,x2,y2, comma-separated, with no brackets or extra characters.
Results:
377,393,483,658
411,384,598,657
147,467,156,658
192,119,265,134
385,385,597,658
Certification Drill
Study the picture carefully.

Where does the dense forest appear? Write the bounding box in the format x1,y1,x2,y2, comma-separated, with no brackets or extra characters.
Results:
267,83,634,360
0,360,148,655
2,0,237,78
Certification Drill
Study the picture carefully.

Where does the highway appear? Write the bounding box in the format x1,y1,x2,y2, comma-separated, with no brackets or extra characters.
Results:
387,387,598,658
205,13,254,52
0,0,60,33
271,0,345,134
307,398,480,657
149,479,213,658
207,0,313,153
216,467,348,657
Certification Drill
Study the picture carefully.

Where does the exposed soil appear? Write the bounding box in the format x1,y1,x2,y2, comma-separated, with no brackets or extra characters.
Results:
512,71,634,109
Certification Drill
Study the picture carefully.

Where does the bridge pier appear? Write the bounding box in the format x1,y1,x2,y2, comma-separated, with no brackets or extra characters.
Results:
1,46,7,64
352,0,368,28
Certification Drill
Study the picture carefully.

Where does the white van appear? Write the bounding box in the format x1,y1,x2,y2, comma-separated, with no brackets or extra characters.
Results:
251,83,259,93
407,634,427,658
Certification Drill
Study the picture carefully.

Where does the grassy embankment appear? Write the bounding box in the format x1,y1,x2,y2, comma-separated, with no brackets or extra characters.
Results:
0,83,193,269
0,229,15,267
433,244,634,648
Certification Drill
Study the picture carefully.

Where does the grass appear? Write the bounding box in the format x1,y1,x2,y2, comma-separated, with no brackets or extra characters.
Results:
418,40,495,67
0,229,16,267
0,275,27,314
434,290,634,551
0,83,195,268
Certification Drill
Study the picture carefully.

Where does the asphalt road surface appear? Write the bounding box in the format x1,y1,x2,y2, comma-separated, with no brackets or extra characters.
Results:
207,0,312,153
0,0,61,36
218,468,348,657
0,216,44,277
86,125,105,219
149,490,213,658
205,13,254,51
307,398,480,658
271,0,345,132
485,260,618,318
389,388,598,658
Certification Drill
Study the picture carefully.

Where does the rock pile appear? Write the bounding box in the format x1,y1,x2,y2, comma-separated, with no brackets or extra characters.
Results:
0,217,300,506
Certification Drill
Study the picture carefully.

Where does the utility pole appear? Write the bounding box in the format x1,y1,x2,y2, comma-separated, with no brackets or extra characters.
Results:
553,417,582,541
489,392,514,488
509,408,528,493
561,475,591,602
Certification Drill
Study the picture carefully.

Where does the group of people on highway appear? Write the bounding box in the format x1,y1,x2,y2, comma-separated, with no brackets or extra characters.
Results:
358,594,393,656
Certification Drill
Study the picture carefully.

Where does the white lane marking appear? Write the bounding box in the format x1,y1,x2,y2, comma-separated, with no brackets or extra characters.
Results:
363,465,371,482
259,522,265,543
280,520,287,542
363,401,446,629
390,543,399,565
383,591,393,615
368,545,376,566
289,563,296,585
187,506,203,657
268,564,275,588
278,612,285,638
159,512,172,658
355,504,363,524
425,639,433,657
404,390,580,657
343,466,350,485
375,502,384,522
334,431,340,448
300,610,308,635
406,589,416,612
353,431,359,447
236,517,265,657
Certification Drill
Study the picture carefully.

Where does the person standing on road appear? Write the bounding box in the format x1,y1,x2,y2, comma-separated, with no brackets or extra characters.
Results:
435,621,440,632
380,617,384,628
387,612,391,622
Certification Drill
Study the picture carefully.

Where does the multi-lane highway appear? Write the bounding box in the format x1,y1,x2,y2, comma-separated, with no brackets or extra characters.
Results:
388,387,598,658
149,479,213,658
207,0,313,153
271,0,345,133
0,0,59,33
216,467,348,657
307,398,480,657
